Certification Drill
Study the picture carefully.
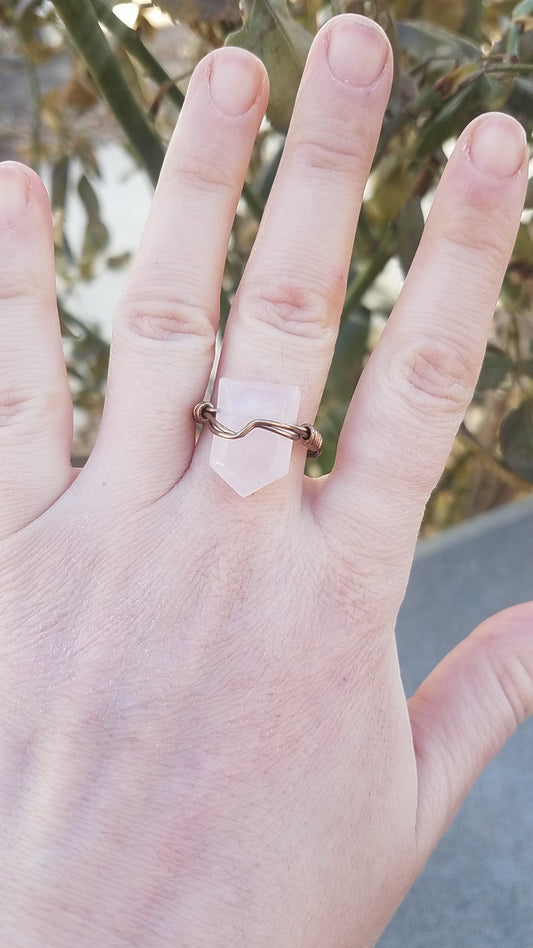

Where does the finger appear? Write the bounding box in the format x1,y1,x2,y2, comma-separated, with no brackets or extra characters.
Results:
409,602,533,863
0,162,73,539
87,48,268,502
195,15,392,495
321,114,528,574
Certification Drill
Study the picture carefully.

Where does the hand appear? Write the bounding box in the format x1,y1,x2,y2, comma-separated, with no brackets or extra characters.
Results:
1,14,531,947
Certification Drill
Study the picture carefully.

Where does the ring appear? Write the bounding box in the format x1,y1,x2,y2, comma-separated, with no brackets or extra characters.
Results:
193,378,322,497
193,401,323,458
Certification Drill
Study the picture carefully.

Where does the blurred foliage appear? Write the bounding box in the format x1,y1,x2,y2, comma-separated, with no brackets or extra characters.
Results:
1,0,533,529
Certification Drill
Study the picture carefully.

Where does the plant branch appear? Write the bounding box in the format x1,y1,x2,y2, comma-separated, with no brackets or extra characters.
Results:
90,0,186,111
51,0,165,187
483,60,533,77
89,0,263,220
21,42,42,171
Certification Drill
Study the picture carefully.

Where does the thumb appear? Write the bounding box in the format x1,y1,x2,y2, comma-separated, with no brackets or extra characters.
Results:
408,602,533,863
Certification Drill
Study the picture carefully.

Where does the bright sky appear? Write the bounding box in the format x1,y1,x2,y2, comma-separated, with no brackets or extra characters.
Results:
112,2,172,28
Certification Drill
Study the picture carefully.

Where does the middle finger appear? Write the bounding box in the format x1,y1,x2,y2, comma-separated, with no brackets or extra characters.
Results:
204,15,392,493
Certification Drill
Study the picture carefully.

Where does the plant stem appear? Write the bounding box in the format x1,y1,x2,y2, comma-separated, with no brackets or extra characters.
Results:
90,0,186,110
89,0,263,220
485,61,533,77
22,45,42,171
51,0,165,187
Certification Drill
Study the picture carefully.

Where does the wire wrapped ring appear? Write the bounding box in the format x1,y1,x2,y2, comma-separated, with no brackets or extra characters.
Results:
193,401,322,458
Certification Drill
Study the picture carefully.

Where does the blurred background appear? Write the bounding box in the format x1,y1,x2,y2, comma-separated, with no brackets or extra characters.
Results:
1,0,532,533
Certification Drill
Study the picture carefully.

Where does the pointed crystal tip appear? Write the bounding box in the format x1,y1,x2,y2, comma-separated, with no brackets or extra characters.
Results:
209,378,301,496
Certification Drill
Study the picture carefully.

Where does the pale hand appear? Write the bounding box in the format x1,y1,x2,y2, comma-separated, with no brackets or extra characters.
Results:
0,15,532,948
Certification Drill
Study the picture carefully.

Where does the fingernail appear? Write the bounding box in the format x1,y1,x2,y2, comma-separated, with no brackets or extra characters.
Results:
469,114,527,179
209,49,262,117
0,163,30,227
326,16,389,87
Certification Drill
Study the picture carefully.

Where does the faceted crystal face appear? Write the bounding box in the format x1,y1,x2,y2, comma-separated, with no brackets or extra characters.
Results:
209,378,301,496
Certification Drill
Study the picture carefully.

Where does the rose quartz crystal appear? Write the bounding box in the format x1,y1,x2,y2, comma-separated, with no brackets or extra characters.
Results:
209,378,301,496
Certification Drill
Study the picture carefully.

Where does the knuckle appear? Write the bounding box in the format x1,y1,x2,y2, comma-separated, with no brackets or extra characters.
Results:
295,119,369,180
477,621,533,730
394,337,477,418
440,226,505,283
172,148,240,197
0,389,60,430
117,287,217,348
493,652,533,731
241,275,343,342
0,283,32,305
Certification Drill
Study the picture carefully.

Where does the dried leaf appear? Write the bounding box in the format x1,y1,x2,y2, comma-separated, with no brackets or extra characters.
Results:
40,87,66,132
395,19,482,65
365,159,416,226
64,76,99,112
107,251,131,270
392,0,468,33
78,173,101,220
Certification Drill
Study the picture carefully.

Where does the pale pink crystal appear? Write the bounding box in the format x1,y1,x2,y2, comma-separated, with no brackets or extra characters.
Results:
209,378,301,496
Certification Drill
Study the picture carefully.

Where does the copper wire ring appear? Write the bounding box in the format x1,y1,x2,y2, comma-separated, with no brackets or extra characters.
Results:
193,401,322,458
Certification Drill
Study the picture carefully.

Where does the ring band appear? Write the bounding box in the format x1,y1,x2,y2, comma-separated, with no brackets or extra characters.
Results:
193,400,323,457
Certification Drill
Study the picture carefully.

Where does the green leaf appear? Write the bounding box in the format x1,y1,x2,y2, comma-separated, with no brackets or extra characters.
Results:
513,221,533,266
462,0,484,39
476,345,514,392
500,399,533,482
395,19,482,66
521,357,533,378
152,0,240,24
316,309,370,473
505,78,533,135
395,196,424,276
412,73,505,159
78,173,101,220
365,158,416,226
51,154,70,212
225,0,312,132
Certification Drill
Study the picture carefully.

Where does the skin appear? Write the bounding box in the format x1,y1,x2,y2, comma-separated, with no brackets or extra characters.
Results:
0,13,532,948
